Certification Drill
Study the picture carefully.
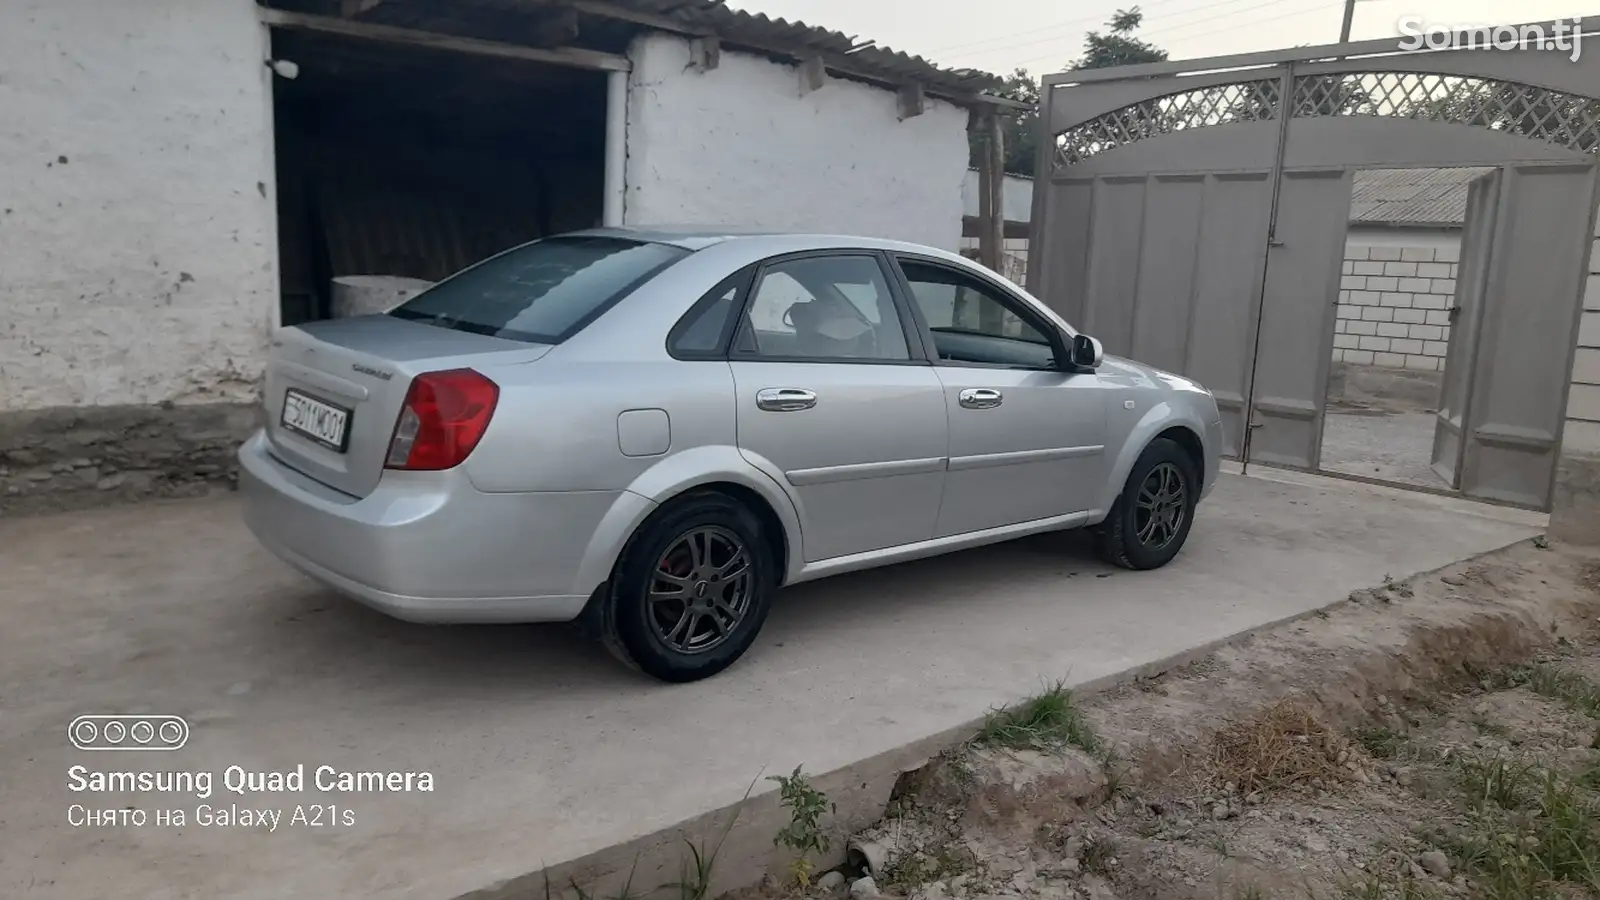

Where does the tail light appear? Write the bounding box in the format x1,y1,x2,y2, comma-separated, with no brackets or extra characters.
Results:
385,369,499,470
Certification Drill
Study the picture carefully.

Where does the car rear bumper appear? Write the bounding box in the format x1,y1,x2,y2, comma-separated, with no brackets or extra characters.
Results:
238,431,638,624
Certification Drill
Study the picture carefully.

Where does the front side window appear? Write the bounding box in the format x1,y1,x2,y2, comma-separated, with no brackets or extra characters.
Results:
390,236,689,344
738,256,911,361
898,259,1057,369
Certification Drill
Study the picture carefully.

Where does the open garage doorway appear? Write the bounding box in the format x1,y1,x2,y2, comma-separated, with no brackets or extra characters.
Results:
267,27,612,326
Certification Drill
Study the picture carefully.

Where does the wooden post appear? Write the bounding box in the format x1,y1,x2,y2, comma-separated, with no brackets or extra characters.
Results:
977,109,1005,274
987,111,1005,271
978,109,1007,332
977,113,996,272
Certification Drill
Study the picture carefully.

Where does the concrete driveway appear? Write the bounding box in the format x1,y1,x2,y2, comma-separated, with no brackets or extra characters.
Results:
1,468,1544,899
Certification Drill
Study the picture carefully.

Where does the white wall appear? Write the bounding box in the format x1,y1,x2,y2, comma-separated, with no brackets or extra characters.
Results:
623,34,968,251
961,169,1034,223
0,0,277,411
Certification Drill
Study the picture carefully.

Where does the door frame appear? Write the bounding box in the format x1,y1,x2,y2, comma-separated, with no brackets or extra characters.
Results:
1430,168,1504,490
724,249,934,368
882,250,1109,530
1243,166,1355,472
881,250,1078,371
716,248,952,563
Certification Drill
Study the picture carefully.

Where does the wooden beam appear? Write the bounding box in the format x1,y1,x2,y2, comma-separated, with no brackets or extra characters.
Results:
258,8,631,72
975,93,1031,112
961,216,1030,240
339,0,384,17
897,82,925,121
798,55,827,95
561,0,714,36
527,8,581,48
689,36,720,72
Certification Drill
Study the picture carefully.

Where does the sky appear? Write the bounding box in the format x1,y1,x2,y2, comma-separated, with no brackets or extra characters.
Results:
721,0,1594,76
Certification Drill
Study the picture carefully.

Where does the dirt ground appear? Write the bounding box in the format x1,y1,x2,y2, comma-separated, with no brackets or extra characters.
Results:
1320,404,1446,491
744,538,1600,900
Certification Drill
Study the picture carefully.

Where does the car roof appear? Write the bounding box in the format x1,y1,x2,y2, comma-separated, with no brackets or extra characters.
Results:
565,225,966,257
567,225,1078,338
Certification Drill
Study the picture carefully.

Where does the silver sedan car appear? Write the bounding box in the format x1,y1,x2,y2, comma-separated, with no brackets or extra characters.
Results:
240,228,1223,682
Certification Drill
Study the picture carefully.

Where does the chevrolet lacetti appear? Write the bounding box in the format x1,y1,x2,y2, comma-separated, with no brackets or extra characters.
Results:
239,228,1223,682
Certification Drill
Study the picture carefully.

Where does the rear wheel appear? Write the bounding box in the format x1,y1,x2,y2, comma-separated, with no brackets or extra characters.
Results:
602,492,776,683
1096,438,1199,571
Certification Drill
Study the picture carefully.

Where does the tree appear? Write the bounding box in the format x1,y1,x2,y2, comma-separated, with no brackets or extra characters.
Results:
1071,8,1168,71
966,68,1040,176
969,10,1168,175
982,69,1040,176
1064,9,1171,162
1409,78,1600,152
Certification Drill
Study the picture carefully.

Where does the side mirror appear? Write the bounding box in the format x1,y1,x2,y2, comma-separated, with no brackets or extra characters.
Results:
1070,333,1104,369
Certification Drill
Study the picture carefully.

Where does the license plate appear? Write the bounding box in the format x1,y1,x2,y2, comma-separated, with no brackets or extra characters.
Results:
281,389,352,452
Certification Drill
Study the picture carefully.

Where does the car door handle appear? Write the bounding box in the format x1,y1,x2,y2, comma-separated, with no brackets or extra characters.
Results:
756,388,817,412
959,388,1003,410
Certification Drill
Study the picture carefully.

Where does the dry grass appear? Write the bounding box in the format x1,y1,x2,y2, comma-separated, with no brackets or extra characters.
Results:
1210,699,1360,795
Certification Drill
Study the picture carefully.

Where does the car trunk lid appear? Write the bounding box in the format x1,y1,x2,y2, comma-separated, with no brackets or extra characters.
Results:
262,315,549,498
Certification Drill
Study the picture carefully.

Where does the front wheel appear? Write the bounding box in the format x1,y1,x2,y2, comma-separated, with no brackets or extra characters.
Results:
1096,438,1199,571
602,492,776,683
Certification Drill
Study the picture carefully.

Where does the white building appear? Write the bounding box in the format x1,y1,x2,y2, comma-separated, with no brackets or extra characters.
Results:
0,0,1008,509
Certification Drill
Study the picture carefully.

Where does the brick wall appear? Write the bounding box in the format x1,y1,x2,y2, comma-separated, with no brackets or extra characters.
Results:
1332,242,1461,371
1549,204,1600,543
1567,223,1600,455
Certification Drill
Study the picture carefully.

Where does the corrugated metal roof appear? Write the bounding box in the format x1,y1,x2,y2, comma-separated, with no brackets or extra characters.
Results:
1350,167,1493,227
604,0,1004,96
336,0,1008,101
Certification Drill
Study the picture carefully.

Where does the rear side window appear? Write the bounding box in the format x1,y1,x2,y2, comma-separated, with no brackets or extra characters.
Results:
390,236,689,344
668,268,755,359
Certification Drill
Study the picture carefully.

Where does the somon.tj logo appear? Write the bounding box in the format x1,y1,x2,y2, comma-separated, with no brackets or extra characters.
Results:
1396,17,1584,63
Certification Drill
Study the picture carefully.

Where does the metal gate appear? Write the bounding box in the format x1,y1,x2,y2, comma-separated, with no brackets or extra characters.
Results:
1029,22,1600,510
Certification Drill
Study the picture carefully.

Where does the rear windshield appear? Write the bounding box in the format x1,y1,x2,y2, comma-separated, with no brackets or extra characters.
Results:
390,236,690,344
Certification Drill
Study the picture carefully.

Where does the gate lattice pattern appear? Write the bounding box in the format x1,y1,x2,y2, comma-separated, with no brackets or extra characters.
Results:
1293,72,1600,153
1052,78,1282,170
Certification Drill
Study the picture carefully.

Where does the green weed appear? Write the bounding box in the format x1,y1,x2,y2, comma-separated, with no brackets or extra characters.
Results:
1354,725,1407,760
769,766,834,887
975,681,1099,753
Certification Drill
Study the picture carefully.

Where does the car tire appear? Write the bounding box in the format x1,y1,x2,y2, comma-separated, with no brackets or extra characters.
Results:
1095,438,1199,571
601,491,777,683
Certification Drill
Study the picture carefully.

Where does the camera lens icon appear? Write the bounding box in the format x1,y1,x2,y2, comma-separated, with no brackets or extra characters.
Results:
70,715,189,751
